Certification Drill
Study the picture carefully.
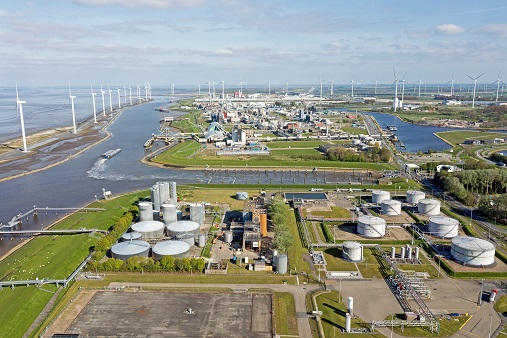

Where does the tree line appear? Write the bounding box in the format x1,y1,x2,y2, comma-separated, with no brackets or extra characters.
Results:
269,195,294,254
320,145,390,163
88,255,206,273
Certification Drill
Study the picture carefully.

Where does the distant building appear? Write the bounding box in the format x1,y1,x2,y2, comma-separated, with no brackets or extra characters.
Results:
436,164,457,173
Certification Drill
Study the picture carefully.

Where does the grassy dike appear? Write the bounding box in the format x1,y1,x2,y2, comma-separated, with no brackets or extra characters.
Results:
0,192,146,337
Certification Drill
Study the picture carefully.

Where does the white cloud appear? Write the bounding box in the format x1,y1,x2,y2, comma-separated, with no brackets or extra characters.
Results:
435,24,465,35
406,29,432,39
72,0,206,7
479,24,507,37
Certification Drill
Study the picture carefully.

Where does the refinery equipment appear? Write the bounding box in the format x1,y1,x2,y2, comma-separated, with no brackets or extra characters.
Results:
371,190,390,204
161,203,178,225
138,201,154,222
120,231,142,242
342,241,363,262
357,215,386,238
381,199,401,216
166,220,200,237
111,240,150,261
131,220,165,239
152,240,190,260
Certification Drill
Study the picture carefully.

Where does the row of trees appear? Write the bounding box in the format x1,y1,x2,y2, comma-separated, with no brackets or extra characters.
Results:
325,145,390,163
269,196,293,254
88,255,206,273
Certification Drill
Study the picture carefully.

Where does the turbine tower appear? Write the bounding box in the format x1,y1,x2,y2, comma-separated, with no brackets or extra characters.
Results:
108,87,113,113
374,80,378,95
148,83,152,100
268,81,271,96
129,86,132,105
330,79,334,95
137,86,141,103
494,71,501,102
117,88,121,109
417,78,423,97
401,73,407,103
238,81,246,96
91,85,97,123
123,85,127,104
393,68,399,112
69,86,77,134
198,84,201,95
144,84,148,101
15,84,28,152
221,80,225,100
350,80,354,97
466,73,484,108
100,86,106,116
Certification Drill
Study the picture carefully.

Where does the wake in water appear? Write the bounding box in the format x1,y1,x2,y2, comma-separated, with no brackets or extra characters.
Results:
86,158,108,178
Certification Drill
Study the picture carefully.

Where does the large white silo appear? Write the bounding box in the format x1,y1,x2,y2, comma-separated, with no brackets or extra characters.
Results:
161,203,178,225
406,190,425,205
371,190,390,204
418,198,441,215
357,215,386,238
381,199,402,216
428,215,459,238
138,201,154,222
451,236,495,267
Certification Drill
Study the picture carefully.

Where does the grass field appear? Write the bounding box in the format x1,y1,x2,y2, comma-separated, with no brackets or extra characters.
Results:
435,130,507,146
340,126,367,135
267,140,329,149
270,148,324,157
390,314,469,337
274,292,298,336
0,192,143,337
311,206,351,218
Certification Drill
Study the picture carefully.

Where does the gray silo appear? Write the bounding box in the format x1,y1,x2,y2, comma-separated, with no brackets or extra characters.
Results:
151,181,171,212
224,231,233,244
131,220,165,239
150,184,161,212
198,234,206,247
166,220,200,237
161,203,178,225
190,203,205,227
111,240,151,261
121,231,142,242
169,181,177,204
275,254,288,274
138,201,154,222
152,240,190,260
176,232,195,246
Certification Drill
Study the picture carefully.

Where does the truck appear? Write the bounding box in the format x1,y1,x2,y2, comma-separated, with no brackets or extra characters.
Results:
489,289,498,303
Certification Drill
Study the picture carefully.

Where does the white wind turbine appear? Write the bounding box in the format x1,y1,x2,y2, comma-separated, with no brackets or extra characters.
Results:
69,85,77,134
108,87,113,113
494,71,502,102
91,85,97,123
171,82,175,98
286,81,289,94
417,77,423,97
330,79,334,95
123,85,127,104
221,80,225,99
144,84,148,101
350,80,354,97
448,74,455,96
129,86,132,105
393,68,399,112
148,83,152,99
466,73,484,108
117,88,121,109
238,81,246,96
15,84,28,152
137,86,141,103
100,86,106,116
268,81,271,96
212,81,215,98
401,73,407,103
198,84,201,95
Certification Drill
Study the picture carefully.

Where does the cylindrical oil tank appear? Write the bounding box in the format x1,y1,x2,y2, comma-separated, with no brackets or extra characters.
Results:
406,190,425,205
166,220,200,237
161,203,177,225
429,215,459,238
189,203,205,227
348,297,354,316
111,240,150,261
236,191,249,200
342,241,362,262
391,246,396,259
176,232,195,246
345,313,351,333
260,213,268,237
406,245,412,260
400,246,406,259
152,240,190,260
371,190,390,204
381,199,401,216
357,215,386,238
121,231,142,242
275,254,288,274
138,201,154,222
418,198,441,215
224,231,233,244
451,236,495,267
131,220,165,239
414,247,420,260
198,234,206,247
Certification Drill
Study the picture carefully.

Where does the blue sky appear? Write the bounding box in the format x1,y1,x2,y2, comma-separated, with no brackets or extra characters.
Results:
1,0,507,87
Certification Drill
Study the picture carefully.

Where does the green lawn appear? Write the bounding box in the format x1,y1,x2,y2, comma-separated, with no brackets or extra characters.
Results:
270,148,324,157
341,126,367,135
274,292,298,336
390,314,469,337
267,140,329,149
494,295,507,312
435,130,507,146
311,206,351,218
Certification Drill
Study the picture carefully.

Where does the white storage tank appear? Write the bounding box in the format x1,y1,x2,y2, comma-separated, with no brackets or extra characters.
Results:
418,198,441,215
198,234,206,247
357,215,386,238
111,240,150,261
131,220,165,239
138,201,154,222
120,231,142,242
224,231,233,244
236,191,249,200
371,190,390,204
275,254,288,274
176,232,195,246
381,199,402,216
189,203,205,227
152,240,190,260
342,241,363,262
429,215,459,238
161,203,177,225
451,236,495,267
406,190,425,205
166,220,200,237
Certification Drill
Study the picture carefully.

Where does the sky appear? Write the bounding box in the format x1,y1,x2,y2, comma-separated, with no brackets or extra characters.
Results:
1,0,507,87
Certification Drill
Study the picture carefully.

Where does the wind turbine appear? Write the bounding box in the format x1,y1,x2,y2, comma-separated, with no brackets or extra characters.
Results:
100,86,106,116
221,80,225,99
350,80,354,97
417,77,423,97
91,85,97,123
373,80,377,95
393,68,399,112
129,86,132,105
400,73,407,103
144,84,148,101
171,82,175,98
268,81,271,96
494,71,502,102
207,81,211,97
212,81,215,98
448,74,455,96
69,85,77,134
466,73,484,108
117,88,121,109
108,87,113,113
15,84,28,152
148,83,152,100
330,79,334,95
286,81,289,94
198,84,201,95
137,86,141,103
123,85,127,104
238,81,246,96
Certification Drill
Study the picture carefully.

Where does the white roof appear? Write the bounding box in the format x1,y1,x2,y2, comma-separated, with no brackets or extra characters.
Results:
131,221,165,232
166,220,200,232
111,240,150,255
452,236,495,251
153,240,190,255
